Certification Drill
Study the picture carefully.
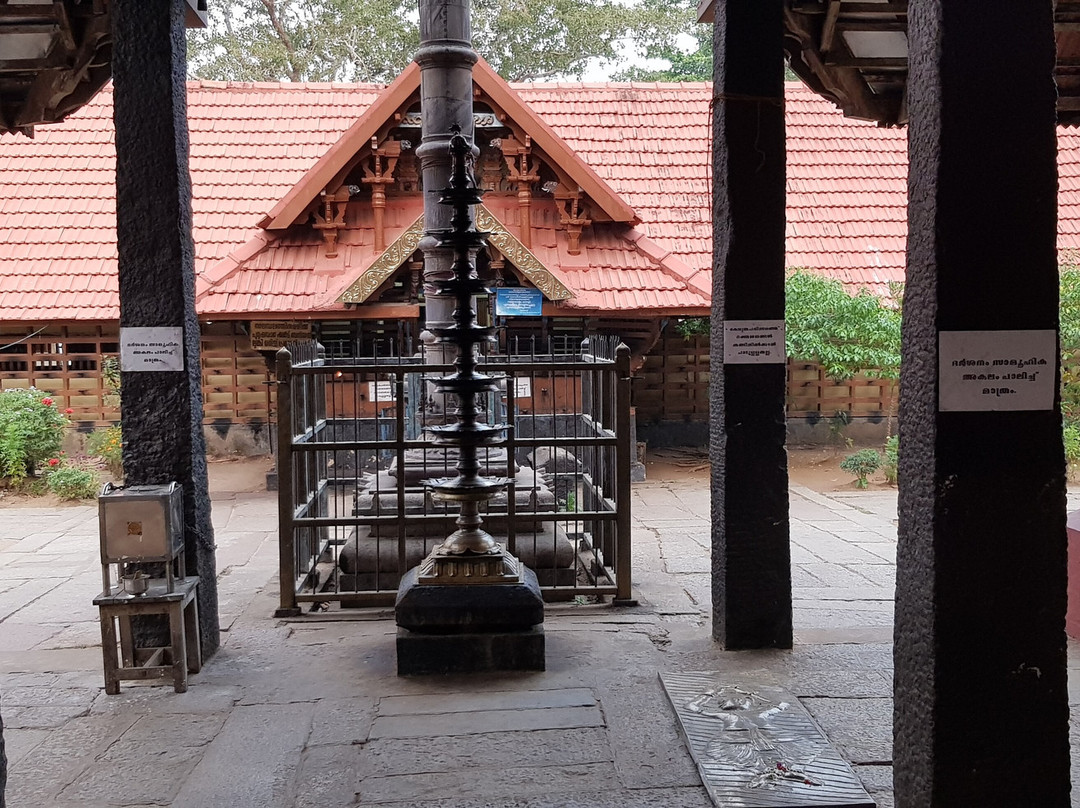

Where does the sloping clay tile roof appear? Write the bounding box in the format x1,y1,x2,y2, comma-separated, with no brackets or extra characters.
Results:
4,77,1079,320
0,82,381,320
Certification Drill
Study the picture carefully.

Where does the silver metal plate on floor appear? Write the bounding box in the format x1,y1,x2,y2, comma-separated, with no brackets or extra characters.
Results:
660,672,876,808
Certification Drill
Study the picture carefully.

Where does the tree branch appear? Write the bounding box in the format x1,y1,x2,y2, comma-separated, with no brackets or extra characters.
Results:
259,0,301,81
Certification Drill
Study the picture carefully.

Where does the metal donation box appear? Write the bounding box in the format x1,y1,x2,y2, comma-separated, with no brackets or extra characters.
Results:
94,481,202,693
98,482,185,593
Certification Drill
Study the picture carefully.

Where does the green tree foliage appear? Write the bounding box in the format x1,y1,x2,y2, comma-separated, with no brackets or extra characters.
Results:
614,23,710,82
187,0,692,83
784,269,901,381
613,3,799,84
1059,265,1080,423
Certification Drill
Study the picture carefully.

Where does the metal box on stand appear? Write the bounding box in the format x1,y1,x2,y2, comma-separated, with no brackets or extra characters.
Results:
94,482,200,694
98,482,185,593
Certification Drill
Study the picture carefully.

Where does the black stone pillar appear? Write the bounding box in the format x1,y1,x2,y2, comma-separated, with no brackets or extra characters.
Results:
112,0,219,656
709,0,792,648
896,2,1067,804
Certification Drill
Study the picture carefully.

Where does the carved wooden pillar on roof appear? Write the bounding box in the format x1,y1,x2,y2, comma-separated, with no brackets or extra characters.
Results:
501,135,539,248
313,187,349,257
363,137,402,252
407,256,423,304
488,245,506,288
554,185,591,255
479,146,503,192
397,148,420,192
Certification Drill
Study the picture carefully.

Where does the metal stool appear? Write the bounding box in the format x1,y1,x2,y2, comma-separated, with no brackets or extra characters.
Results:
94,576,201,694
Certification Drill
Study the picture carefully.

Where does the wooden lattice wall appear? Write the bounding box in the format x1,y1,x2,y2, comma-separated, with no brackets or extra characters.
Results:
0,324,120,423
0,323,271,426
0,323,897,429
633,333,711,423
200,322,271,423
785,362,898,417
633,333,897,424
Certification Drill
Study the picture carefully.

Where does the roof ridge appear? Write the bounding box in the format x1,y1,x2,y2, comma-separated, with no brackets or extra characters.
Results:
186,79,389,91
512,80,715,90
195,230,273,300
624,227,710,300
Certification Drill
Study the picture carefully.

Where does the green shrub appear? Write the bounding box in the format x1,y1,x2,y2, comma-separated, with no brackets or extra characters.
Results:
0,388,67,484
882,435,899,485
840,448,882,490
673,317,710,339
88,426,123,478
45,466,98,500
1065,422,1080,478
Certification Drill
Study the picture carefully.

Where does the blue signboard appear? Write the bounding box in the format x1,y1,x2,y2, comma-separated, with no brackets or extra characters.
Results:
495,287,543,317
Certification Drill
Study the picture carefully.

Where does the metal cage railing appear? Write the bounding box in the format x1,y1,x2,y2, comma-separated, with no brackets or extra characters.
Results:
274,337,633,613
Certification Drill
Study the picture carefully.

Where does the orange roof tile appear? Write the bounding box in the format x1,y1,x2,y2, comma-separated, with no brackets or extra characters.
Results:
3,77,1078,320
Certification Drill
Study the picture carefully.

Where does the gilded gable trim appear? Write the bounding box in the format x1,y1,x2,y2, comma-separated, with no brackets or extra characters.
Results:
338,205,574,305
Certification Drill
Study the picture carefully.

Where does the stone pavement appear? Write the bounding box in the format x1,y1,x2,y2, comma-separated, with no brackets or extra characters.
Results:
1,467,1078,807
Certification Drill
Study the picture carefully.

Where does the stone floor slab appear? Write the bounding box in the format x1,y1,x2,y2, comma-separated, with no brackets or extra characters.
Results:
170,702,314,808
359,761,618,805
378,687,595,716
371,704,605,739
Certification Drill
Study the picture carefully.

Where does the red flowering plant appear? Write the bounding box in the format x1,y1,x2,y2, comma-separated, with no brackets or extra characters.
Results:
0,388,70,485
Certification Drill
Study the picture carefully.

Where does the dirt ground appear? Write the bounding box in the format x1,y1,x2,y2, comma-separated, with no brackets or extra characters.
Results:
0,445,884,510
0,455,275,509
646,445,894,494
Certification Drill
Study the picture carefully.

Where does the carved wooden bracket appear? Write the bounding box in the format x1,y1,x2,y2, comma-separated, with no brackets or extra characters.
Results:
407,257,423,304
312,186,350,257
363,137,402,252
501,135,540,249
554,185,592,255
488,245,506,288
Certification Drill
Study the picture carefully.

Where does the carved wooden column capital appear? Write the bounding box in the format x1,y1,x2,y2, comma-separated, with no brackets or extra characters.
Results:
554,186,591,255
363,137,402,252
501,135,540,248
312,186,350,257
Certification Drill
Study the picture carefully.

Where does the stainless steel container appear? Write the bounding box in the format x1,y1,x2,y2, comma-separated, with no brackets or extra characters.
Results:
98,482,184,593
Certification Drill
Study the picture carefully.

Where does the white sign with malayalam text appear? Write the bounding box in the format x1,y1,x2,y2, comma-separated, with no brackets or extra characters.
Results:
120,327,184,372
368,381,394,402
938,330,1056,412
723,320,786,364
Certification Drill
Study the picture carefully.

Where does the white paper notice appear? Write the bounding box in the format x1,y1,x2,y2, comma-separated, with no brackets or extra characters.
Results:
120,327,184,372
938,330,1056,412
368,381,394,402
723,320,786,364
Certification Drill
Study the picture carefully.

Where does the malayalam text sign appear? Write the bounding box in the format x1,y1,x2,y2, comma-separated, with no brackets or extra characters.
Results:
249,320,313,351
723,320,786,364
938,330,1056,412
120,327,184,372
495,287,543,317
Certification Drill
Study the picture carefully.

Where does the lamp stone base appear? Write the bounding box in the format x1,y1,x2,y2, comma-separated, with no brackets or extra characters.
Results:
395,564,546,674
396,625,545,675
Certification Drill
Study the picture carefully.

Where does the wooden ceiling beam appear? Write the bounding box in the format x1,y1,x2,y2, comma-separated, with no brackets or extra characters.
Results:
0,54,69,73
821,1,841,53
835,20,907,32
784,7,895,124
792,1,908,15
823,55,907,69
0,23,57,35
0,5,58,21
